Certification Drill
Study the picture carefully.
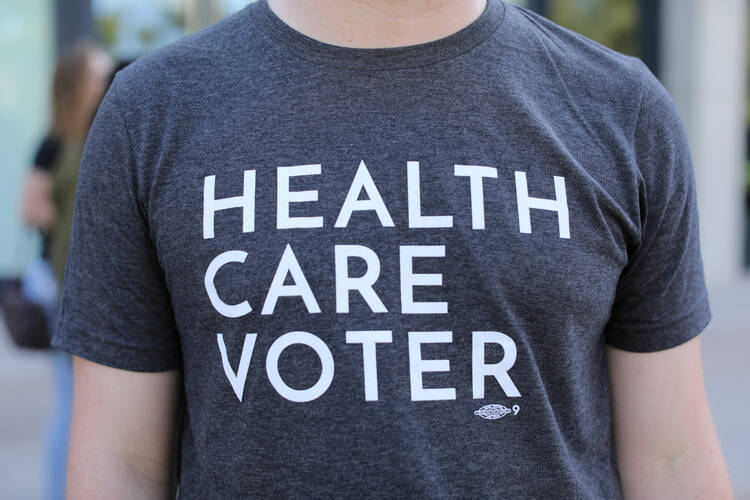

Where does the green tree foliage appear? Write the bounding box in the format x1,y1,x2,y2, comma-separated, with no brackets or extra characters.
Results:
547,0,638,56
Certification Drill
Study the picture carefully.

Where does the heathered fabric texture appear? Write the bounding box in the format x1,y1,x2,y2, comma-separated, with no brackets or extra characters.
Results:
52,0,711,498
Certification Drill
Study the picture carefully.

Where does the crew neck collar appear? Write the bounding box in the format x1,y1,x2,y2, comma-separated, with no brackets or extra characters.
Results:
246,0,506,70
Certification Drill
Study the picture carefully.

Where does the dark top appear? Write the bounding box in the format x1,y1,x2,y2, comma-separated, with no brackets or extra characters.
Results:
52,1,711,497
31,134,61,259
33,135,61,172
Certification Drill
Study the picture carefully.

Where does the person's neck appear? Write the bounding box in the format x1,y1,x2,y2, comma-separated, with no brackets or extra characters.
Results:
266,0,488,48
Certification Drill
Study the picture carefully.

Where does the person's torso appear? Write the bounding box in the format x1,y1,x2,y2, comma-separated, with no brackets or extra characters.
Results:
120,1,650,497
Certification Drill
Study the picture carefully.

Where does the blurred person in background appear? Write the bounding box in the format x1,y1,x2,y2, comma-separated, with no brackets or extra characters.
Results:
53,0,733,498
20,39,112,500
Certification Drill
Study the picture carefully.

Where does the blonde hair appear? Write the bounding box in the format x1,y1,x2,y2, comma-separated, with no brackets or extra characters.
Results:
51,39,103,142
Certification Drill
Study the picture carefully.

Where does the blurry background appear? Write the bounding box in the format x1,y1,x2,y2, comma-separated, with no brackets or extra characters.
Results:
0,0,748,498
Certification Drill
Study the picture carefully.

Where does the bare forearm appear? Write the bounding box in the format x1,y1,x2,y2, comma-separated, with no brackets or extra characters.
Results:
67,453,173,500
21,169,55,229
618,446,733,499
608,339,733,500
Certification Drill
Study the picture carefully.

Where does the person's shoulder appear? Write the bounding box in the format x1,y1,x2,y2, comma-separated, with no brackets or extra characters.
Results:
109,4,262,104
494,2,676,150
501,3,645,74
500,3,654,100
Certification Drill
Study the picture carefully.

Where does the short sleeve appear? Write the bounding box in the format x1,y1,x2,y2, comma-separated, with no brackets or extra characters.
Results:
33,135,61,171
51,78,182,371
604,63,711,352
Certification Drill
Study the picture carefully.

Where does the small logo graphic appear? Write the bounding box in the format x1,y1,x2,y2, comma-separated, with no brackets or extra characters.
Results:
474,404,520,420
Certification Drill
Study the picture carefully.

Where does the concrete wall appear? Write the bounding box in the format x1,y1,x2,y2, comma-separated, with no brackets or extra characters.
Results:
661,0,749,287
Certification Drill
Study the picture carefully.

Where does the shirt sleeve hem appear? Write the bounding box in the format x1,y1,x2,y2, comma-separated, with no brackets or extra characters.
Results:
604,297,711,353
51,320,182,372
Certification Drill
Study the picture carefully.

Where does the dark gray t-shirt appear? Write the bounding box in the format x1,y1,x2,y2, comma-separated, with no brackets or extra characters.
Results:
52,0,711,497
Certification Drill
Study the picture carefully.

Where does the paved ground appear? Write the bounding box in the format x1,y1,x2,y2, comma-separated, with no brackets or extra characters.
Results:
0,277,747,499
700,277,750,498
0,322,50,500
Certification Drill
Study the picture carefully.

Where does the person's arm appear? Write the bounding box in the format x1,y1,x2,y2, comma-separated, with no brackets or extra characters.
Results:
21,168,55,230
607,337,733,499
66,356,181,499
22,136,60,229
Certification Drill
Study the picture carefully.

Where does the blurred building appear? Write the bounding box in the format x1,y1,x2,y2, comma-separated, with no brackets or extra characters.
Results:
0,0,747,287
0,1,54,279
659,0,748,288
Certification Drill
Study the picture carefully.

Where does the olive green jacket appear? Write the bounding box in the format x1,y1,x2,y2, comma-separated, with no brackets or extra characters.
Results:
50,141,84,286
